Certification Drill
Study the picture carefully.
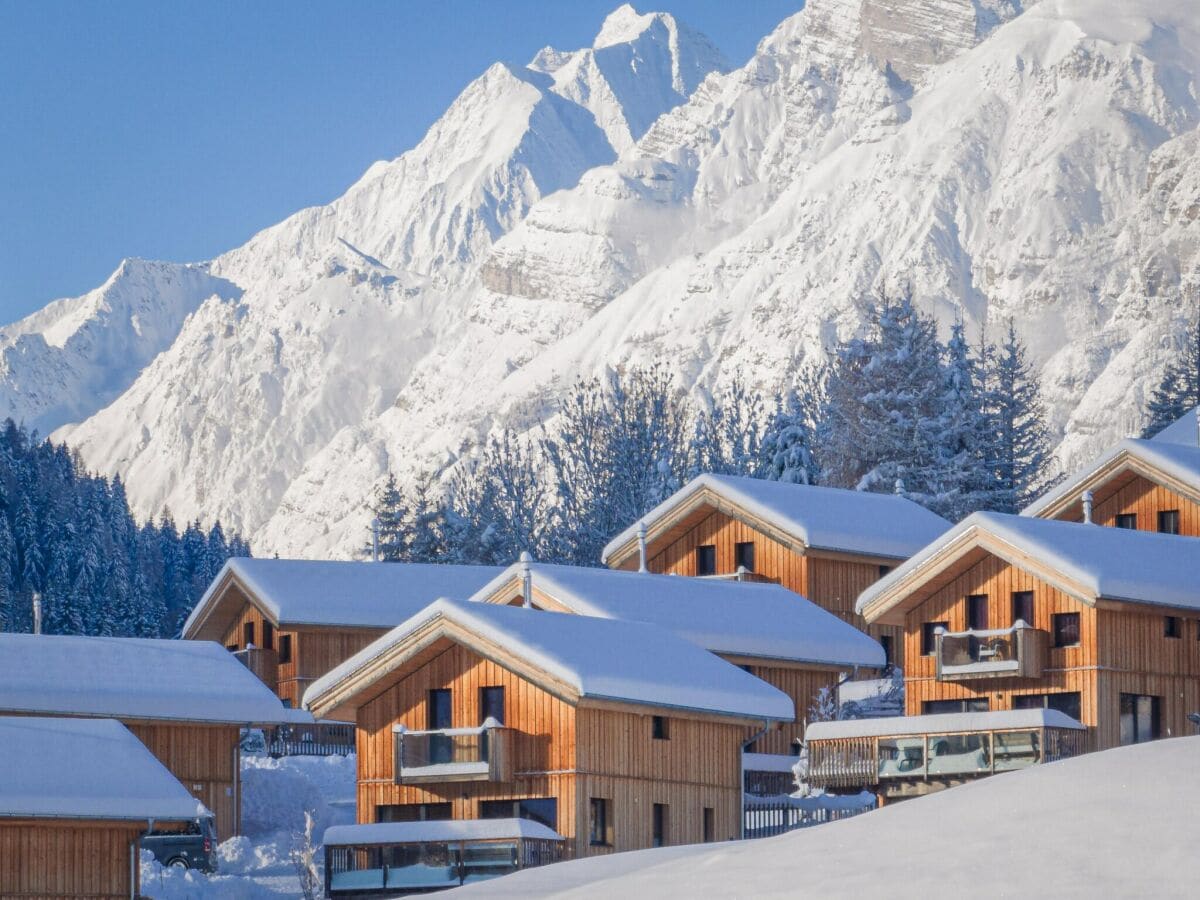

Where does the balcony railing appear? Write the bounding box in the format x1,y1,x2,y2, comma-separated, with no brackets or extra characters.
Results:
233,646,279,693
393,719,512,784
935,621,1046,681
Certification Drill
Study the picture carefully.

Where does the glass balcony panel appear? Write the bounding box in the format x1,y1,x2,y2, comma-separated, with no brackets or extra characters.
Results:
926,733,990,776
401,731,488,769
993,730,1041,771
878,736,925,779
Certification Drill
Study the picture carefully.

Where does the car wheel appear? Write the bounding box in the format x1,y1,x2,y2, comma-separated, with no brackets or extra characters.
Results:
167,857,190,869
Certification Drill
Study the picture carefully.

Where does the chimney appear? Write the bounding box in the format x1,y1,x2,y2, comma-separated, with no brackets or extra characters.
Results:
894,477,905,496
1082,490,1094,524
636,522,648,573
519,551,533,608
32,592,41,635
371,517,380,562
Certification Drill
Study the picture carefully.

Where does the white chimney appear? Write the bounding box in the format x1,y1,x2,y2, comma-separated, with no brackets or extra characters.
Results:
519,551,533,608
1082,490,1094,524
32,592,42,635
894,477,905,496
636,522,648,573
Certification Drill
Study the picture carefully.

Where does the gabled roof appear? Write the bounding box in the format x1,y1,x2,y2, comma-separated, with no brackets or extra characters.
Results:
1022,438,1200,519
183,558,506,640
601,474,950,566
0,717,205,822
471,562,884,669
1150,405,1199,446
304,597,794,724
857,512,1200,625
0,633,301,725
804,708,1085,741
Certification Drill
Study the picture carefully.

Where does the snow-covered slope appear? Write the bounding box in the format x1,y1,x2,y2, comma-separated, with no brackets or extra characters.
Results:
447,736,1200,898
0,259,238,434
26,0,1200,557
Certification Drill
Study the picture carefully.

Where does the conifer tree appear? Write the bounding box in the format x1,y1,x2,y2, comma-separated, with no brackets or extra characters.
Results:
990,320,1054,510
1141,307,1200,438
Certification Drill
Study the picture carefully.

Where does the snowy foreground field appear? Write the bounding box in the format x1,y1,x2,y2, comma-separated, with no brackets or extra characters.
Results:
450,737,1200,899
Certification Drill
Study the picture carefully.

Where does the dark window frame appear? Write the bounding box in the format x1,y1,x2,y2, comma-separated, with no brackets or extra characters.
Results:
879,635,894,666
703,807,715,843
652,715,670,741
1164,616,1182,639
479,686,506,725
1011,591,1035,627
479,797,557,831
376,802,452,823
734,541,755,573
427,688,452,730
921,621,949,656
589,797,613,847
243,621,255,647
967,594,989,632
1119,693,1161,745
1157,509,1181,535
1114,513,1138,530
652,803,668,848
922,698,989,714
277,634,293,664
262,620,274,651
695,544,717,576
1052,612,1080,648
1012,691,1082,722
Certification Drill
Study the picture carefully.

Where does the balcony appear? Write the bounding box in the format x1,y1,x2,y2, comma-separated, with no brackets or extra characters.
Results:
233,646,279,693
394,720,513,785
935,622,1047,681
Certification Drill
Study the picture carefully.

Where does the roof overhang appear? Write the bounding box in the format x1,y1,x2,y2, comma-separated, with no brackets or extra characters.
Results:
1025,447,1200,520
858,525,1098,627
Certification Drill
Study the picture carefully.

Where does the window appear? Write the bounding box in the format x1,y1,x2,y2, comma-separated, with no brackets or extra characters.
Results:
1165,616,1182,639
734,542,755,573
480,798,557,831
281,698,293,708
376,802,452,823
479,686,505,725
878,564,892,578
225,643,239,652
589,798,613,846
427,689,452,730
262,620,274,651
1119,694,1160,745
1158,510,1181,535
923,698,989,714
696,544,716,576
879,635,894,667
278,634,293,664
703,807,715,843
1013,691,1082,722
652,715,670,740
1011,591,1034,627
921,621,949,656
967,594,989,632
652,803,668,848
1052,613,1080,648
1115,513,1137,530
243,621,255,647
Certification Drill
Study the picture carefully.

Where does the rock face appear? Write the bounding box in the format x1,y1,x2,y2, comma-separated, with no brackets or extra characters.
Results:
14,0,1200,558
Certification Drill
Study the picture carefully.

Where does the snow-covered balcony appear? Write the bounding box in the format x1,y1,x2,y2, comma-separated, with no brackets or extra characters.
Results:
393,719,513,785
935,621,1046,681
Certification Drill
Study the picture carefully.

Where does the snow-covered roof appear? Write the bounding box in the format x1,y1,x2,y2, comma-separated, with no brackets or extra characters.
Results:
1150,405,1200,446
857,512,1200,621
0,633,301,725
0,717,206,822
804,708,1085,741
601,474,950,565
183,558,506,638
305,598,794,723
1022,438,1200,518
323,817,563,847
471,562,884,668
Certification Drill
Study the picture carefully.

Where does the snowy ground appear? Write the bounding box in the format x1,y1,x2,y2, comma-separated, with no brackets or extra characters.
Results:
447,736,1200,899
139,753,356,899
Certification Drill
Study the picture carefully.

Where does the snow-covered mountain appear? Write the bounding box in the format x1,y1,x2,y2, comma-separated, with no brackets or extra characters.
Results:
17,0,1200,557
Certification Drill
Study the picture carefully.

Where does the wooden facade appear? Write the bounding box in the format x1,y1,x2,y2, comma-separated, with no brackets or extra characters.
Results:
0,819,143,900
217,588,386,708
620,506,903,670
881,549,1200,751
1050,471,1200,536
350,640,746,858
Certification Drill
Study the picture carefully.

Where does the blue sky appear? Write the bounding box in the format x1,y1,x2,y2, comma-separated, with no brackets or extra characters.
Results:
0,1,800,323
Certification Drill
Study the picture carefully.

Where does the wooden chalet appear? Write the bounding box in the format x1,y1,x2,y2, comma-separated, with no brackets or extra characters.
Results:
183,559,504,707
0,717,203,900
304,598,793,861
855,512,1200,752
1022,438,1200,535
0,633,299,841
468,561,884,776
601,474,950,670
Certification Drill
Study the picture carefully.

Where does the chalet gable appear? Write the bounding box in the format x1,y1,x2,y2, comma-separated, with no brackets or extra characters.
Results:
857,512,1200,626
303,598,794,725
601,473,950,568
1022,438,1200,521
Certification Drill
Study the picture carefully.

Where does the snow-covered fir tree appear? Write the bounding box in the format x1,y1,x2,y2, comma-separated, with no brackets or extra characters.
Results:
1141,305,1200,439
690,375,768,477
989,320,1055,510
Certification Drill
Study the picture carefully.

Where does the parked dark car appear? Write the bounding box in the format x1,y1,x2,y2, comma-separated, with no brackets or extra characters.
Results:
142,816,218,872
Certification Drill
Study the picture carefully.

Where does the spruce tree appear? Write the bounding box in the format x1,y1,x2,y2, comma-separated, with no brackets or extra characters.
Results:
760,388,820,485
1141,307,1200,438
991,320,1054,510
368,473,410,561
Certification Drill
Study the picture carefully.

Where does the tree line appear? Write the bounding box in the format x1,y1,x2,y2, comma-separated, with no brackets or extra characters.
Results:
369,291,1058,566
0,420,249,637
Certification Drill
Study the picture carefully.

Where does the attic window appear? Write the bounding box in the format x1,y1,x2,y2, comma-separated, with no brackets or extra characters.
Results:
1115,513,1137,530
1052,613,1080,648
734,542,755,573
243,622,255,648
1164,616,1182,639
652,715,670,740
278,634,293,664
696,545,716,576
262,620,274,651
1158,510,1180,535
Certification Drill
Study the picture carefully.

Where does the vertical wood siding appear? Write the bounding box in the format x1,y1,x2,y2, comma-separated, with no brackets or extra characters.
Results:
0,821,141,899
1055,472,1200,535
733,663,835,754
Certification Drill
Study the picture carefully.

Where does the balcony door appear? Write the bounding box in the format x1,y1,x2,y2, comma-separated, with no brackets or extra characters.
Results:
1119,694,1160,745
428,689,453,764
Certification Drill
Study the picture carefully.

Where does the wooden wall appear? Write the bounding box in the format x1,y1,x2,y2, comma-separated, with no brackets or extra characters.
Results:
1055,472,1200,536
644,507,899,667
127,722,240,841
0,820,141,899
733,663,833,755
353,641,747,857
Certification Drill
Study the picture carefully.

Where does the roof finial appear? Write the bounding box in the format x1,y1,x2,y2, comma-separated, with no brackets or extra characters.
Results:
519,551,533,608
1082,490,1094,525
636,521,648,573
